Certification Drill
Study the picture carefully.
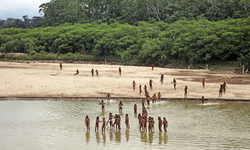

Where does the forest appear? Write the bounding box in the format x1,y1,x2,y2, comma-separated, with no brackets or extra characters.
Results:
0,0,250,68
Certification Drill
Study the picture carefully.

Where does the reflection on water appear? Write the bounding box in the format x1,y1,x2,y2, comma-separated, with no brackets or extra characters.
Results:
0,100,250,150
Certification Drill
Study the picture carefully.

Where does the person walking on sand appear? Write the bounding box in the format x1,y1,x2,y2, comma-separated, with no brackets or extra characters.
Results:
139,85,142,95
160,74,164,84
151,63,155,70
223,82,228,94
60,63,62,70
85,115,90,130
96,70,99,77
184,86,188,98
132,80,136,91
91,68,94,77
173,79,177,90
74,69,79,75
219,84,223,97
119,67,121,76
149,79,153,90
202,79,205,89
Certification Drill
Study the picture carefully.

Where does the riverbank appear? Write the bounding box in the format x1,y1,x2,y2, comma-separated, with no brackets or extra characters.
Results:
1,61,250,101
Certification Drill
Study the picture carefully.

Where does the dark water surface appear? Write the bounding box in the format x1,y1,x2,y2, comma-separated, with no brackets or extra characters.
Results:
0,100,249,150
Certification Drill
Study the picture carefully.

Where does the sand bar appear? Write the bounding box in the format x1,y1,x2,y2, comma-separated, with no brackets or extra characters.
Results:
0,61,250,102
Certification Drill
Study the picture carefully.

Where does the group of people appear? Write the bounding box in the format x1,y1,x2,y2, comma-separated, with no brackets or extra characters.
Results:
85,99,168,133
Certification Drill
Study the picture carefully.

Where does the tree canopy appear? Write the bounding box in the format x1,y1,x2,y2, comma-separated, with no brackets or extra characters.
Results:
1,17,250,66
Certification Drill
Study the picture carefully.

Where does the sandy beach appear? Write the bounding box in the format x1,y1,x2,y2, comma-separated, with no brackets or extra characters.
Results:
0,61,250,101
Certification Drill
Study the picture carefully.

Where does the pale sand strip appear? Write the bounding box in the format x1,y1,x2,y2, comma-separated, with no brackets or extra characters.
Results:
0,61,249,101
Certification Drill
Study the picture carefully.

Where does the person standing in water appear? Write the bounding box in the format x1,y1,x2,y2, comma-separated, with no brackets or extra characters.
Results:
125,114,130,129
158,117,162,132
85,115,90,130
95,116,101,131
134,104,137,114
201,96,205,105
163,117,168,133
107,93,110,101
100,100,105,110
119,101,123,111
101,117,106,132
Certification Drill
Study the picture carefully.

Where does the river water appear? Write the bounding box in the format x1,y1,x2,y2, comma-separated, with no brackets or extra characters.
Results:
0,100,249,150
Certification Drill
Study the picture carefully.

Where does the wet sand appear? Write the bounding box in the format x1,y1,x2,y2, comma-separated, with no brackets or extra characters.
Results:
0,61,250,101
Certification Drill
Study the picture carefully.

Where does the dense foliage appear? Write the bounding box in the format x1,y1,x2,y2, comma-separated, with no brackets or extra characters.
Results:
37,0,250,26
1,17,250,66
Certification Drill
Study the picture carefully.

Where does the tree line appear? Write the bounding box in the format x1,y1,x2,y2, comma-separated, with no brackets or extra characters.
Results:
38,0,250,27
1,17,250,67
0,15,42,30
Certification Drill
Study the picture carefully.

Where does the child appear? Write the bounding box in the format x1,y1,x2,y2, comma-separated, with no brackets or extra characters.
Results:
114,114,118,129
134,104,137,114
158,117,162,132
157,92,161,101
125,114,130,129
119,101,123,111
163,117,168,133
101,117,106,132
95,116,101,131
85,115,90,130
148,117,153,132
96,70,99,77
